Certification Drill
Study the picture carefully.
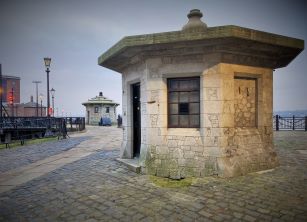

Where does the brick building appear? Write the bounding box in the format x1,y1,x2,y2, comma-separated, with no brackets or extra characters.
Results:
4,96,46,117
1,75,20,104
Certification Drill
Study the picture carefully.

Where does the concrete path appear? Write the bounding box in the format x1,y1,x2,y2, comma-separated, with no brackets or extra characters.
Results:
0,126,121,194
0,127,306,222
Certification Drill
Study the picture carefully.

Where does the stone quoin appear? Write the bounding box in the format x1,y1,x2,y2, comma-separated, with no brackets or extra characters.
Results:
98,9,304,178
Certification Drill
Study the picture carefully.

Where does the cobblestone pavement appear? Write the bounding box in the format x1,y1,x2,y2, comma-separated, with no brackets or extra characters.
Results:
0,136,90,173
0,128,306,222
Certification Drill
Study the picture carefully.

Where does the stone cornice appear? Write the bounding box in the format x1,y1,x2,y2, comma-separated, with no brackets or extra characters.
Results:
98,25,304,72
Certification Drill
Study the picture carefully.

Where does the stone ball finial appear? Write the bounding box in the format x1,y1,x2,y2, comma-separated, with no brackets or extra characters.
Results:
182,9,207,32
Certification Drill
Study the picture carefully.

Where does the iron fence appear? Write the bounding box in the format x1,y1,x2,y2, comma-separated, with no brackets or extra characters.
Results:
0,117,85,146
0,117,85,131
273,115,307,131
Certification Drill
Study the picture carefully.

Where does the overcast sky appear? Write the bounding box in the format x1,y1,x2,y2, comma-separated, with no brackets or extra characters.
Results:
0,0,306,116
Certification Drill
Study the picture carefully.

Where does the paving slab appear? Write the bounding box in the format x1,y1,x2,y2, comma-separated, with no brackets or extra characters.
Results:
0,127,306,221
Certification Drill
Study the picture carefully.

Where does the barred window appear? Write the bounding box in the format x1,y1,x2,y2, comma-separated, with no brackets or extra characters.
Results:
106,107,110,113
168,77,200,128
94,107,99,113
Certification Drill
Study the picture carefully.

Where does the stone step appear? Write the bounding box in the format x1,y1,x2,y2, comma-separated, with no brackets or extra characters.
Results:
116,158,141,173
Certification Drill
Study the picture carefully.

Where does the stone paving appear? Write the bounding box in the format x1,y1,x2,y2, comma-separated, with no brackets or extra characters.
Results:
0,136,90,173
0,127,306,221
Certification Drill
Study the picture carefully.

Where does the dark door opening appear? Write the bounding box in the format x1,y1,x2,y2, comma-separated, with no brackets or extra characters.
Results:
132,83,141,157
87,111,90,124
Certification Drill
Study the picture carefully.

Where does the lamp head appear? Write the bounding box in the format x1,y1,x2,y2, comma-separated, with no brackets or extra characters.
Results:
44,57,51,68
50,88,55,96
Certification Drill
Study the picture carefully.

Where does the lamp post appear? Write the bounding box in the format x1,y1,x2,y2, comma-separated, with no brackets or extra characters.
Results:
50,88,55,117
39,93,44,117
32,81,41,116
10,88,14,117
43,57,51,117
44,57,52,136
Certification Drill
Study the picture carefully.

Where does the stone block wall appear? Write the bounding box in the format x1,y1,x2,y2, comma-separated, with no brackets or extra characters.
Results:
86,105,117,125
120,56,278,178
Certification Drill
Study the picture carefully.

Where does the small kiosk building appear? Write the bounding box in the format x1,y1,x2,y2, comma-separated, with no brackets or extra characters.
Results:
98,10,304,178
82,92,119,125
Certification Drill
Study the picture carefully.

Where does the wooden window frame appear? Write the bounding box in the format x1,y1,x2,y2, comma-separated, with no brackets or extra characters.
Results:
167,77,200,128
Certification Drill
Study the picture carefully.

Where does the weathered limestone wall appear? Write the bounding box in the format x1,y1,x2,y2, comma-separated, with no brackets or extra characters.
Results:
86,105,117,125
120,56,278,178
121,62,146,158
207,64,278,177
140,56,209,179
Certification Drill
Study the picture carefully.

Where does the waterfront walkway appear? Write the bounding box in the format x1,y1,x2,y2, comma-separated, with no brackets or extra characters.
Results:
0,126,306,221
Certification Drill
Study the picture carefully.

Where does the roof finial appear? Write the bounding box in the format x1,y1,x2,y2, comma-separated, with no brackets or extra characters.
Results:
182,9,207,32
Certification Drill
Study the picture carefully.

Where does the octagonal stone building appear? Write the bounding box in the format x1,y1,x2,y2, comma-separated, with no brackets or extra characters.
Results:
98,10,304,178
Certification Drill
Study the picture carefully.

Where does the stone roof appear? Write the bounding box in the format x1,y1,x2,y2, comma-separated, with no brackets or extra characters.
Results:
98,10,304,72
82,93,119,106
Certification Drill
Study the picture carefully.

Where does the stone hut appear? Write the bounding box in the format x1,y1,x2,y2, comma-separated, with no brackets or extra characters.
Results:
98,9,304,178
82,92,119,125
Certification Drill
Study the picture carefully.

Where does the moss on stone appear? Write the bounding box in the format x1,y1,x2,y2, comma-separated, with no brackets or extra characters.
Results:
149,175,194,188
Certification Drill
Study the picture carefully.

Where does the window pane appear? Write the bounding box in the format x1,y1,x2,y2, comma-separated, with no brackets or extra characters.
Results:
190,79,199,90
179,80,190,90
179,103,189,114
190,115,200,127
190,91,199,102
169,115,178,126
169,104,178,114
190,103,199,114
169,92,178,103
179,115,189,127
169,80,179,90
179,92,189,102
167,77,200,128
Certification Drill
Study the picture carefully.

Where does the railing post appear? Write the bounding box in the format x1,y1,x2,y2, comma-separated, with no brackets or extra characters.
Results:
293,115,295,130
70,117,73,130
305,116,307,131
276,115,279,131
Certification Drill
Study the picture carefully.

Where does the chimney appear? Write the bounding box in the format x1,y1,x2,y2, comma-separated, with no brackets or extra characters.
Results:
99,92,103,97
30,95,34,103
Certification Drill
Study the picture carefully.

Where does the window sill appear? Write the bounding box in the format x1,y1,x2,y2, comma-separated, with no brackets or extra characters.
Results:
166,127,200,136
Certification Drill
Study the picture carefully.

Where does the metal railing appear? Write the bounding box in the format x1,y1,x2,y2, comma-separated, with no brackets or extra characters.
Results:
0,117,85,146
273,115,307,131
0,117,85,131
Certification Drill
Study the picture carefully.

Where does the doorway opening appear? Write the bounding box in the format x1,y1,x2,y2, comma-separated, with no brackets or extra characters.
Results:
87,110,90,124
132,83,141,157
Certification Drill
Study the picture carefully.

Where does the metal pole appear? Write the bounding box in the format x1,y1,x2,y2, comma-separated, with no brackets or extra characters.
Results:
293,115,295,130
52,95,54,117
32,81,41,116
11,88,14,117
46,68,50,118
305,116,307,131
40,99,43,116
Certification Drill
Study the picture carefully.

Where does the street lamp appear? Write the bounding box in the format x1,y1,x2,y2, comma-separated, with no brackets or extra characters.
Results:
50,88,55,117
32,81,41,116
39,93,44,117
43,57,51,117
44,57,53,136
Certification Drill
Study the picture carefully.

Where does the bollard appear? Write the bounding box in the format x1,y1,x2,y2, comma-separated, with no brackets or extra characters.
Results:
276,115,279,131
